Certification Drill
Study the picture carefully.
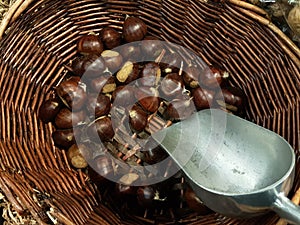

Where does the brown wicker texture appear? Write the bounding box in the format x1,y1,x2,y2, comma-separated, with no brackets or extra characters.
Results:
0,0,299,224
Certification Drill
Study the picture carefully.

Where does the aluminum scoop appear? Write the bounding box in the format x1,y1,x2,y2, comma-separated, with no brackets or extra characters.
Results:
151,109,300,224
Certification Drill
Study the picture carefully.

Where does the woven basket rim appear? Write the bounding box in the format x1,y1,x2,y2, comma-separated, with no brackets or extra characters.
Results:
0,0,299,225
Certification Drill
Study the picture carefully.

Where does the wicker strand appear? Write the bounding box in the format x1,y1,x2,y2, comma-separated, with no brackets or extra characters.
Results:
0,0,22,39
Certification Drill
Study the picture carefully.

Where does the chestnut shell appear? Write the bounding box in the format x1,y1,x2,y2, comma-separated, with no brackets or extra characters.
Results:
100,28,122,49
56,76,87,111
77,34,104,55
38,98,61,123
123,17,147,43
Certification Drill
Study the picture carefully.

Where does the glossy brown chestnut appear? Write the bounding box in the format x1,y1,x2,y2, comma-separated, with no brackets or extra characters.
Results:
111,85,136,107
87,116,115,142
101,50,123,72
72,55,107,78
116,61,140,84
100,27,122,49
129,105,148,133
87,93,111,118
56,76,87,111
93,155,114,178
119,44,141,62
143,137,168,164
161,52,183,74
135,86,160,113
159,73,184,99
77,34,104,55
216,86,245,112
38,98,61,123
67,144,91,169
199,67,229,88
123,17,147,43
89,74,116,94
183,65,201,88
139,62,161,87
141,36,163,59
55,108,86,129
192,87,215,110
52,129,75,149
166,98,195,121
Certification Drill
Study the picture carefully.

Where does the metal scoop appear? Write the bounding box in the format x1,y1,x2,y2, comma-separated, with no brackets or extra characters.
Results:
151,109,300,224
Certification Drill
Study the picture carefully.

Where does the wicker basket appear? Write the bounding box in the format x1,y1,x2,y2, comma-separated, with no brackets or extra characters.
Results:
0,0,299,224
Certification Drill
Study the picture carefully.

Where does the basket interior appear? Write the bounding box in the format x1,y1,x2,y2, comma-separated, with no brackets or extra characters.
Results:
0,0,299,224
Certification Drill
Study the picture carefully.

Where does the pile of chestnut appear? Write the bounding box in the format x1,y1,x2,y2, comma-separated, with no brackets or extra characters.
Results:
38,16,245,215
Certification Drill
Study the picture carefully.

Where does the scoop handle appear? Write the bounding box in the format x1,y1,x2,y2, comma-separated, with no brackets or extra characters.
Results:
272,192,300,225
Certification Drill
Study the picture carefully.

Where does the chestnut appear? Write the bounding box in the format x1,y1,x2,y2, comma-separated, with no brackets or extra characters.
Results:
111,85,136,107
135,86,160,113
161,52,183,74
67,144,91,169
101,50,123,72
77,34,104,56
72,55,107,78
216,86,245,112
199,67,229,88
123,16,147,43
56,76,87,111
142,137,168,164
92,155,114,179
52,128,76,149
89,74,116,94
183,65,200,88
129,105,148,133
141,36,163,59
159,73,184,99
119,44,141,62
192,87,215,110
116,61,140,84
88,162,112,186
87,116,115,142
165,98,196,121
100,27,121,49
86,93,111,118
38,98,61,123
138,62,161,87
137,186,155,208
55,108,86,129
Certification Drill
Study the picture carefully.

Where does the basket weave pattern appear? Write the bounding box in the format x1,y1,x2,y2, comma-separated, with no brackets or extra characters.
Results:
0,0,299,224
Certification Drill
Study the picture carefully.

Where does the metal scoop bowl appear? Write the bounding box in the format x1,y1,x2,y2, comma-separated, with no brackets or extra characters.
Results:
151,109,299,224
